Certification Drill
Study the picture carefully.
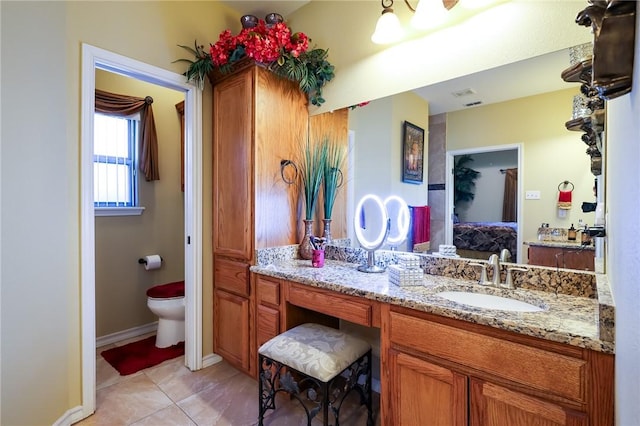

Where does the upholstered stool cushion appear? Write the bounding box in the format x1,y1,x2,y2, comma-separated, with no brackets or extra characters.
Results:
258,323,371,382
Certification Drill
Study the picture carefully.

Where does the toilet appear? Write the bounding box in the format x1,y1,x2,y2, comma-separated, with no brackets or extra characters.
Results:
146,281,185,348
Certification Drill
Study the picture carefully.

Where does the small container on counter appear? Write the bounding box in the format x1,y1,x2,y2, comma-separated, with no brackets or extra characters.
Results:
568,224,577,241
311,249,325,268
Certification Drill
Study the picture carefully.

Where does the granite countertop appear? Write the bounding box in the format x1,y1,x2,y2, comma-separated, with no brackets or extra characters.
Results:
526,240,595,250
250,259,614,354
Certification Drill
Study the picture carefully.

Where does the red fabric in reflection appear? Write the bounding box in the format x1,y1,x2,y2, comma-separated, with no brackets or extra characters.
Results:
410,205,430,245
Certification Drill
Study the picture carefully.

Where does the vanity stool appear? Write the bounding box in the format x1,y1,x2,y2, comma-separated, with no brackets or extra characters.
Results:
258,322,373,426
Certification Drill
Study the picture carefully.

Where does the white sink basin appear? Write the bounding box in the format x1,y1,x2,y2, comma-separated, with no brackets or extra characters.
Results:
436,291,544,312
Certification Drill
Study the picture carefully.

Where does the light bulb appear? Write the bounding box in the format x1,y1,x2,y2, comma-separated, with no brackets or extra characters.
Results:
371,9,404,44
411,0,449,29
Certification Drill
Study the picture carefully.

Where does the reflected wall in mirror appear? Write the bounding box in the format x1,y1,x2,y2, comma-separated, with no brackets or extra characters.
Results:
347,48,600,269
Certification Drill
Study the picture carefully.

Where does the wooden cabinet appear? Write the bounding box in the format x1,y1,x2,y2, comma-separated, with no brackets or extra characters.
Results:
383,305,613,426
388,350,467,425
211,62,307,376
528,245,595,271
470,379,587,426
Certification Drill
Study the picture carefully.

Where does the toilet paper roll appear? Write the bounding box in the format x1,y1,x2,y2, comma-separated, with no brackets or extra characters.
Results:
143,255,162,271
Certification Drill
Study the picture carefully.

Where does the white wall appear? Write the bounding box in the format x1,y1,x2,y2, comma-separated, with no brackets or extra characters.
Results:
348,92,429,251
607,4,640,423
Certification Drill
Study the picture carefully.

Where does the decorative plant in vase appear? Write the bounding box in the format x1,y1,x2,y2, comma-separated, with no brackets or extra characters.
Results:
175,18,335,105
298,137,326,259
453,154,480,222
321,137,346,243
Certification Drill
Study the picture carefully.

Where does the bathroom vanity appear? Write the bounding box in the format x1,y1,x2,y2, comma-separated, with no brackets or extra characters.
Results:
527,240,595,271
249,254,614,425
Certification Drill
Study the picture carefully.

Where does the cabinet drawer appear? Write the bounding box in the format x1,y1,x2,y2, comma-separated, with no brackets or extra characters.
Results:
288,283,372,326
256,276,280,307
214,257,249,297
389,311,586,402
257,304,280,348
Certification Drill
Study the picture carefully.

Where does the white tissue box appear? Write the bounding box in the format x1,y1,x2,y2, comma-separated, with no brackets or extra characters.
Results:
397,254,420,269
438,244,457,255
388,265,424,287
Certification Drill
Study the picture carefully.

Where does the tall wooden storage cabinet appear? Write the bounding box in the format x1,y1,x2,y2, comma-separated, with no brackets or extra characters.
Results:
211,62,308,376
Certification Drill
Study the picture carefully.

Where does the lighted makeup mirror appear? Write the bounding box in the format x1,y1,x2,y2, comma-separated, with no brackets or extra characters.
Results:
354,194,390,273
383,195,410,250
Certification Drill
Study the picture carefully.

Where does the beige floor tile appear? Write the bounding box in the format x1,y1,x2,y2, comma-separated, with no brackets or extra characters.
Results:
130,404,196,426
88,374,174,425
96,354,133,390
177,371,258,426
150,359,242,404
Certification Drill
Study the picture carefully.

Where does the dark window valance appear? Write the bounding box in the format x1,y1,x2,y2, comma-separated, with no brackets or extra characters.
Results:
95,89,159,181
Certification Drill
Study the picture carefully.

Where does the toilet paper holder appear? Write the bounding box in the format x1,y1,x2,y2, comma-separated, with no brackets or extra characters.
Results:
138,256,163,265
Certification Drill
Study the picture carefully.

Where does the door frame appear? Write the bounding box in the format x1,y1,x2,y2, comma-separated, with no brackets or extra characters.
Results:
80,43,204,417
445,143,523,263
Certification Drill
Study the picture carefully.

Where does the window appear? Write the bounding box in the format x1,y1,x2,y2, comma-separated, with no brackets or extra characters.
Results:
94,113,143,215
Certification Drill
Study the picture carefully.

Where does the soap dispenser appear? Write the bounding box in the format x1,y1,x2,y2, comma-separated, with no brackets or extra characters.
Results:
568,224,577,241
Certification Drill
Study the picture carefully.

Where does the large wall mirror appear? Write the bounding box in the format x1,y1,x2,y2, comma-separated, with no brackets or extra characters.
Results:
346,45,602,270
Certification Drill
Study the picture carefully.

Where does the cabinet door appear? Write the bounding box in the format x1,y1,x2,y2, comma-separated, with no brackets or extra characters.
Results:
470,379,588,426
389,350,467,426
213,70,253,260
256,304,280,349
214,289,250,373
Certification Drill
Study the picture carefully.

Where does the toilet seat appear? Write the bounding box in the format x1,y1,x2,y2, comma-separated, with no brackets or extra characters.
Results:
146,281,184,299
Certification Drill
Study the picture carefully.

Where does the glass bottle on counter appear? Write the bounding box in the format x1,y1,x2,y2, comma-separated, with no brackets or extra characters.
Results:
568,224,577,241
581,224,591,245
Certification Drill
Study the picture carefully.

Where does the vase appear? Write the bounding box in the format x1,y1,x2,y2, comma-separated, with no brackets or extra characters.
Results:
299,219,314,260
322,219,332,244
240,14,258,29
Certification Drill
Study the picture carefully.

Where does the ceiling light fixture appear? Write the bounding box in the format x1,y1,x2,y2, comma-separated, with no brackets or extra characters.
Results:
371,0,459,44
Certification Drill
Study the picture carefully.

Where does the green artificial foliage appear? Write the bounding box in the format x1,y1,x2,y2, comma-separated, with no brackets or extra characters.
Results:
454,154,480,209
270,48,335,106
173,41,214,90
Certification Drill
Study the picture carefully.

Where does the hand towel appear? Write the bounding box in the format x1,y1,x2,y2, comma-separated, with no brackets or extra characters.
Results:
558,190,572,209
409,206,430,247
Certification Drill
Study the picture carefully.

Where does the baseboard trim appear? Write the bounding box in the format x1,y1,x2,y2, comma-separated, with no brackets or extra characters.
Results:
202,353,223,368
53,405,85,426
96,322,158,348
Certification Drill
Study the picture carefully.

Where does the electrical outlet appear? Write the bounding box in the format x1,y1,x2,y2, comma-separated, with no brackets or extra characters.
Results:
525,190,541,200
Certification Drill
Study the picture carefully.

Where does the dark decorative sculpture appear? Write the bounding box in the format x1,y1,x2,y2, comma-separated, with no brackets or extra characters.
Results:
576,0,636,100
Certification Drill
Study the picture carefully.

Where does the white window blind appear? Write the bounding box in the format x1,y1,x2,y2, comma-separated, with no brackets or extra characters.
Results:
93,113,139,207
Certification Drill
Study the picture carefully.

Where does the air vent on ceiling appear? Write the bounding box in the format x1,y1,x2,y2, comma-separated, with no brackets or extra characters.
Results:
464,101,483,107
451,88,476,97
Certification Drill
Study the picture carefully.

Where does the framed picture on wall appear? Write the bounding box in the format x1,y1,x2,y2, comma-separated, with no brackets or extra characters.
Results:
402,121,424,184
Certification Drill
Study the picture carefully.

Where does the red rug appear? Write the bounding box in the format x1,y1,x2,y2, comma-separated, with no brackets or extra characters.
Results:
101,336,184,376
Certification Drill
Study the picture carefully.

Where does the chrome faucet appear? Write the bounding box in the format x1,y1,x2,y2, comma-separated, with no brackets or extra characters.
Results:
469,262,488,285
488,254,501,287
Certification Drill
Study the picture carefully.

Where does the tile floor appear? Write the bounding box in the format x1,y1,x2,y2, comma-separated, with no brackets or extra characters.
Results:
75,334,379,425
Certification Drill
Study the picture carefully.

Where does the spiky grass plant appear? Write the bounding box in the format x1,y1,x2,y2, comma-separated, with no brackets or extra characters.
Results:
322,138,346,220
299,137,327,220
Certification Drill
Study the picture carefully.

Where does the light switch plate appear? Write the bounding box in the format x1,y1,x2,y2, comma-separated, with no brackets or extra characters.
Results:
525,190,541,200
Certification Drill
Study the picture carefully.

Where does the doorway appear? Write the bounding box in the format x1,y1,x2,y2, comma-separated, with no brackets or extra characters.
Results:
80,44,205,417
445,143,523,263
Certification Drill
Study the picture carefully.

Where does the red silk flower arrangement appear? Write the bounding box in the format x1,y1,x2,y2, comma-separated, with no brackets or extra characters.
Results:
176,19,334,106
